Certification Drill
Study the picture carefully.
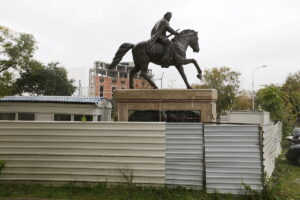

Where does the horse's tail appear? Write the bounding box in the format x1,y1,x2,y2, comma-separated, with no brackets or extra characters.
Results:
109,43,134,69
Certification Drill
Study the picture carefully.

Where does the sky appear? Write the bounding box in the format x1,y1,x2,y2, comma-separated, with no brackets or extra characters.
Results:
1,0,300,91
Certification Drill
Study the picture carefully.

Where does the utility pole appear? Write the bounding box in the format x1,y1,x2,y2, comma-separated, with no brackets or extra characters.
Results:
252,66,268,110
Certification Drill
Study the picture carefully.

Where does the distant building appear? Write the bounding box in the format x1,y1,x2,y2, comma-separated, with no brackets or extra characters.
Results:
89,61,152,98
0,96,112,121
224,111,271,126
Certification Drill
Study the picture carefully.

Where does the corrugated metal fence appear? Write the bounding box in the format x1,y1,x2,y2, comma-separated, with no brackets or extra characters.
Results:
204,124,263,194
0,122,165,184
0,121,282,194
165,123,203,189
263,122,282,177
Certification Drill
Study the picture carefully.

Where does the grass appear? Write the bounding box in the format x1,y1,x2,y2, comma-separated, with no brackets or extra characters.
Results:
0,143,299,200
0,183,240,200
263,141,300,200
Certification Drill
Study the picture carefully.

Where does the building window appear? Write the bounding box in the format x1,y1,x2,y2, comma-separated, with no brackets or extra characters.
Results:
100,86,104,97
74,115,93,121
0,113,16,120
100,78,104,82
121,80,126,84
54,114,71,121
18,113,35,121
97,115,102,121
112,79,117,84
112,87,116,93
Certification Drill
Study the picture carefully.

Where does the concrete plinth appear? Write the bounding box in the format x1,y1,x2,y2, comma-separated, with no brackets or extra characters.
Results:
113,89,217,122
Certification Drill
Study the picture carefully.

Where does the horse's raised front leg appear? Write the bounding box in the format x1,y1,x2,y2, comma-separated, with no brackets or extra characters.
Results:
178,58,202,80
175,65,192,89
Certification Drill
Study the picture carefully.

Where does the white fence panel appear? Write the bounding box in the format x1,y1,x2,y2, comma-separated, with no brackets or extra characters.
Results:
204,124,263,194
263,122,282,177
165,123,203,189
0,121,165,185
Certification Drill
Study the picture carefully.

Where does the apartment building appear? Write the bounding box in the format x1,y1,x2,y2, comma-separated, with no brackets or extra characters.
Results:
89,61,152,98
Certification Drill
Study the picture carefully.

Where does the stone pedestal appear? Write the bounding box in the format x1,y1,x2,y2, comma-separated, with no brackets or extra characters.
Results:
113,89,217,122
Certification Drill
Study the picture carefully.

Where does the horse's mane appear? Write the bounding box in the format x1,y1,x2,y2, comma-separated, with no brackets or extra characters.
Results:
180,29,197,35
172,29,197,42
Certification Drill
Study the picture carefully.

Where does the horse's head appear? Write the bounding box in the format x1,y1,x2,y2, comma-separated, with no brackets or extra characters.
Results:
178,29,199,53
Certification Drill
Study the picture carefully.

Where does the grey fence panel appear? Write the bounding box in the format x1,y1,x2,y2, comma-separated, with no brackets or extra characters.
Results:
166,123,203,189
204,124,263,194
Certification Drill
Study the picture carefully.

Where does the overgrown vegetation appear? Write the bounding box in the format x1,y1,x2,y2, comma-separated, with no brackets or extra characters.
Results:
119,164,135,188
0,184,255,200
0,160,5,173
256,84,298,137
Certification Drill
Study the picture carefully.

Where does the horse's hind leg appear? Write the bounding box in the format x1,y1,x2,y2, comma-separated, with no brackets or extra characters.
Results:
140,63,158,89
129,66,140,89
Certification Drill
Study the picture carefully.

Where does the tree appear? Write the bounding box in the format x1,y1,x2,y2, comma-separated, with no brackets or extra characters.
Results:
14,62,76,96
282,71,300,119
1,25,75,96
256,84,287,121
0,25,36,74
0,71,14,97
256,84,296,136
192,67,241,117
232,89,251,110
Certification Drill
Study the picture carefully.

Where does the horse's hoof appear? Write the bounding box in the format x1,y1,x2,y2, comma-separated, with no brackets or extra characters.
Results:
197,74,202,80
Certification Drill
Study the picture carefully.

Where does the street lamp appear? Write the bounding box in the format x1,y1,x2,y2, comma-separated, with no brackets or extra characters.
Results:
252,65,268,110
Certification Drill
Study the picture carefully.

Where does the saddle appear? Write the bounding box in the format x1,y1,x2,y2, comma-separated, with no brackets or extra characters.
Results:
147,40,174,68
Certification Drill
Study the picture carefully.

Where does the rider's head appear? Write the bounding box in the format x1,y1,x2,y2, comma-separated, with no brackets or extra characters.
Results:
164,12,172,21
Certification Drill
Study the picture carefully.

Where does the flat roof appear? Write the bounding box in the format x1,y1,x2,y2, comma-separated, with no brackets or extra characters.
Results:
0,96,105,104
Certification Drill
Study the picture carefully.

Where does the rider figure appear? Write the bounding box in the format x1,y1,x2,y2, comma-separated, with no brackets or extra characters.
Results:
149,12,180,64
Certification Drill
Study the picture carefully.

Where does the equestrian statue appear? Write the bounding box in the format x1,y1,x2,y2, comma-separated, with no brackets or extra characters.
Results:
109,12,202,89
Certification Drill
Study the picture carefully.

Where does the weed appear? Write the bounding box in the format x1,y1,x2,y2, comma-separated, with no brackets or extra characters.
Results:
0,160,5,173
119,164,134,188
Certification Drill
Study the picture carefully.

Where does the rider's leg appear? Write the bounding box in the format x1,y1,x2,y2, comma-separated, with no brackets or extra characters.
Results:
159,37,172,62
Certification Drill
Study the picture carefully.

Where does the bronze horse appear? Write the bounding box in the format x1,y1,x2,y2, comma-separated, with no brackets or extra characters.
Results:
109,29,202,89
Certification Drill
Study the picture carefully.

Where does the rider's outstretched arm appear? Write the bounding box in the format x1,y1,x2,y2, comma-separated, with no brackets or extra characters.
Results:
166,26,180,36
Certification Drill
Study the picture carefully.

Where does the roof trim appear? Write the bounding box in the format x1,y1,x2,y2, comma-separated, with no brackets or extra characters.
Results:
0,96,105,104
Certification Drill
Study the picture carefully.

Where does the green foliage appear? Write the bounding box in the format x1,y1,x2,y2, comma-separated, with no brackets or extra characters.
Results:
256,84,287,121
0,25,36,73
192,66,241,117
256,84,297,136
14,62,76,96
232,89,251,110
81,115,87,122
282,71,300,119
0,160,5,173
0,25,75,96
0,71,14,97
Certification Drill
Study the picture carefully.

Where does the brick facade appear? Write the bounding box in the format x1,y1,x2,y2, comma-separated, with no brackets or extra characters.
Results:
89,61,152,99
